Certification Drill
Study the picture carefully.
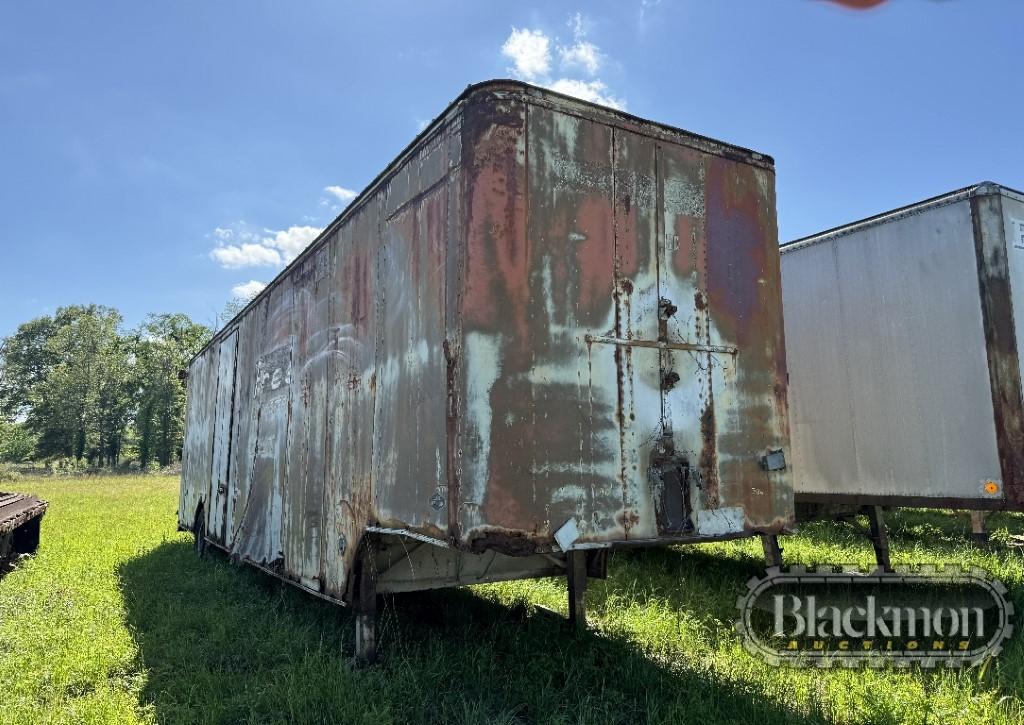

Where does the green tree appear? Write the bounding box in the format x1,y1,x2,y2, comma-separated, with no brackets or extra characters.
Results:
1,306,210,468
0,419,35,462
134,314,211,468
0,315,59,419
25,305,133,465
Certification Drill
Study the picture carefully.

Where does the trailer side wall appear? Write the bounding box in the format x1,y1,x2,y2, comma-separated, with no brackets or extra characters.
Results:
784,196,1004,504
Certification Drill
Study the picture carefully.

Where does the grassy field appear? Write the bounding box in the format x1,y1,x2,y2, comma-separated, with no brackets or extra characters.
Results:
1,475,1023,724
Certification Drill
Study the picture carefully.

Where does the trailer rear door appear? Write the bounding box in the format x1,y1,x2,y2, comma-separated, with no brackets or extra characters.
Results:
209,330,238,542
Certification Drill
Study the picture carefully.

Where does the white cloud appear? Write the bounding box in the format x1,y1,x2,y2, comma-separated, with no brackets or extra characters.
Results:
210,242,281,268
499,15,624,110
324,185,357,203
548,79,623,109
209,224,322,269
260,225,322,262
501,28,551,81
231,280,266,301
559,41,601,75
559,13,601,75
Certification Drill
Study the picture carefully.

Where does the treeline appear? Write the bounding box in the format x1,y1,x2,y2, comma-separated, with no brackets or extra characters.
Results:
0,305,211,470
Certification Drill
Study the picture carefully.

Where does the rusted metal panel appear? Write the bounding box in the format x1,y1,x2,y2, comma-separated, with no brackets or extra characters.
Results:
373,130,452,538
702,157,791,529
0,493,47,536
231,275,294,567
323,199,381,598
225,299,261,549
180,350,215,526
281,248,331,590
973,190,1024,509
180,80,793,605
209,330,238,542
454,89,791,552
783,182,1024,511
0,492,46,567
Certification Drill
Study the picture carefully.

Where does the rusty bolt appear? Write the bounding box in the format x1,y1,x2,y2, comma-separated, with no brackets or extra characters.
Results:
661,371,681,390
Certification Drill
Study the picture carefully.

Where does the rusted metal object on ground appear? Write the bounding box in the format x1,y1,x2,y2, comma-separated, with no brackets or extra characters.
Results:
180,80,794,661
0,492,47,568
777,183,1024,565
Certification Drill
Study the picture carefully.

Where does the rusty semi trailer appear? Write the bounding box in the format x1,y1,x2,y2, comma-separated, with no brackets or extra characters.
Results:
775,182,1024,567
180,80,793,662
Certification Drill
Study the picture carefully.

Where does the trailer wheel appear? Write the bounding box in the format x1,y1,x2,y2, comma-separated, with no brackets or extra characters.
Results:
193,506,207,558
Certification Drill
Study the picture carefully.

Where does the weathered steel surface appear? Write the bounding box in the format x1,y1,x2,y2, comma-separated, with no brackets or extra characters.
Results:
0,493,47,536
974,190,1024,508
783,182,1024,511
180,80,793,605
0,492,47,565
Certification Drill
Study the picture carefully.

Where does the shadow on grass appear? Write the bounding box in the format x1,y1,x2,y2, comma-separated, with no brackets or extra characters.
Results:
118,541,823,725
598,545,767,625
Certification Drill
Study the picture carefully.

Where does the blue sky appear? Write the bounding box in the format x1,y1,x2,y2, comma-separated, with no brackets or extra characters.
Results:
1,0,1021,337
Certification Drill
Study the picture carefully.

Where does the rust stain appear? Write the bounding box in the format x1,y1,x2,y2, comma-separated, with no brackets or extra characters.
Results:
971,194,1024,506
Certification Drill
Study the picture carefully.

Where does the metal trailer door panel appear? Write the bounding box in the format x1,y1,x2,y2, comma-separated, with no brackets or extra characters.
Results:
209,330,238,542
607,125,662,539
695,156,789,533
180,353,214,529
457,99,639,548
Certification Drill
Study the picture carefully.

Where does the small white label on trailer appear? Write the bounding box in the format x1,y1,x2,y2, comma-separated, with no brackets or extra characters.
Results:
554,517,580,551
1012,218,1024,250
695,506,745,536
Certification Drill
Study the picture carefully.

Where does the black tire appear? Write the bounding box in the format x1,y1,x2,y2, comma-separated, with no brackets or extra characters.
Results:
193,508,207,558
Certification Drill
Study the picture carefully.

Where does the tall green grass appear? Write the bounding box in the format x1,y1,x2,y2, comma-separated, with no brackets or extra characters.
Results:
1,475,1022,724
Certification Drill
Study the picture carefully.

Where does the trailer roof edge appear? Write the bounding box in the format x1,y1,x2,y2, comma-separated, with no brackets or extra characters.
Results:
782,182,1024,255
191,79,776,367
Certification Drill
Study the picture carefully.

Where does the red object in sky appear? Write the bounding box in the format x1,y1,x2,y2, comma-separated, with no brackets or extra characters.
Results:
825,0,888,8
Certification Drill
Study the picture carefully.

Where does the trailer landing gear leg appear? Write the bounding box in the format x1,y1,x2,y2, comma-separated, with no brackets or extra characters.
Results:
970,511,990,545
761,534,783,568
865,505,892,572
566,550,587,631
353,546,377,666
